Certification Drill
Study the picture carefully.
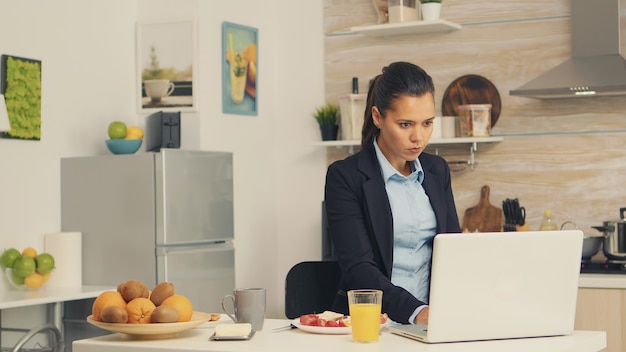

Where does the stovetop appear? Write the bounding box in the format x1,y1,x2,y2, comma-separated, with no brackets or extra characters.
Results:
580,260,626,274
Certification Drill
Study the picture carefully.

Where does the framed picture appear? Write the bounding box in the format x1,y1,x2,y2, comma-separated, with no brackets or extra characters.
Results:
222,22,257,116
0,54,42,140
137,19,196,112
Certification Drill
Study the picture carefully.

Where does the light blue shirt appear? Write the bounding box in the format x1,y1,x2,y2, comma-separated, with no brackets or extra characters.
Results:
374,139,437,323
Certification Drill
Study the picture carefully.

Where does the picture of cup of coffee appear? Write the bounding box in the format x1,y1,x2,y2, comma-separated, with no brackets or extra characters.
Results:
143,79,175,102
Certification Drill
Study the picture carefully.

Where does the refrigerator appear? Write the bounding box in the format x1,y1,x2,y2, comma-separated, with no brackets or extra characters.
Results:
60,149,235,313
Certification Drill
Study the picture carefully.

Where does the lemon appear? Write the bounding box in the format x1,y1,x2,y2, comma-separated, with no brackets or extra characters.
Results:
125,126,144,140
22,247,38,258
24,272,46,289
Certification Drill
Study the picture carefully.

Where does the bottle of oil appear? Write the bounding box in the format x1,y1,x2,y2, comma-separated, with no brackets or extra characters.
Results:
539,209,558,231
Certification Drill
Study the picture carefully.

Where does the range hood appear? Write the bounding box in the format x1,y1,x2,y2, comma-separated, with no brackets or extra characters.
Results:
510,0,626,99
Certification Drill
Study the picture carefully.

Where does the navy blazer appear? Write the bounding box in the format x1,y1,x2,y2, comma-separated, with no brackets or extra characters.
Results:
324,142,461,324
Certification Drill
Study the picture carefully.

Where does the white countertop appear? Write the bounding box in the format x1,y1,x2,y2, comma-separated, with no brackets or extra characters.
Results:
73,317,606,352
579,273,626,289
0,285,113,310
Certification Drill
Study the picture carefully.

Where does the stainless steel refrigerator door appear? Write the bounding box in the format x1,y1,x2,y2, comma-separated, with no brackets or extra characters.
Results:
61,154,158,286
155,149,234,245
156,242,235,313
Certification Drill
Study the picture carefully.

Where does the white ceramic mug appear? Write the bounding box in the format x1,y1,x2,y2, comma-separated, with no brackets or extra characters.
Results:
144,79,175,102
221,288,266,331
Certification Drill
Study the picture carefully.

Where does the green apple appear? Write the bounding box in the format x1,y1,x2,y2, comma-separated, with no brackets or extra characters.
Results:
35,253,55,274
10,270,24,285
108,121,127,139
1,248,21,269
13,256,36,278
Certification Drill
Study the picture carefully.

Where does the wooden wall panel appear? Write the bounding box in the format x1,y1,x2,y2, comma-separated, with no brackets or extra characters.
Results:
323,0,626,234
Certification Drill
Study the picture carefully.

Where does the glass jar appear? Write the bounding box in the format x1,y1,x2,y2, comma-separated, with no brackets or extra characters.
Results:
388,0,418,23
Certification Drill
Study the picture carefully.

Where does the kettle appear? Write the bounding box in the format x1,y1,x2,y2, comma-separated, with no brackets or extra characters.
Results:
592,207,626,260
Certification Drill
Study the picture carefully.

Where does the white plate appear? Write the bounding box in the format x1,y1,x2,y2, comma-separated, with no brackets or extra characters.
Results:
291,317,389,335
87,311,212,339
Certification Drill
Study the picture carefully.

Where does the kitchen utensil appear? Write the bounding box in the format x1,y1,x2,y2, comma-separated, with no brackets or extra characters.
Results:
502,200,516,232
591,207,626,260
462,185,502,232
441,74,501,128
502,198,526,232
561,220,602,260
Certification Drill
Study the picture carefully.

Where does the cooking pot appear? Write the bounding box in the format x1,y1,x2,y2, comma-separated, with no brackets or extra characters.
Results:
592,207,626,261
561,221,602,260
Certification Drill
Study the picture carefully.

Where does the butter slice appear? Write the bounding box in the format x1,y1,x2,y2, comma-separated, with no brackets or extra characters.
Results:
215,323,252,337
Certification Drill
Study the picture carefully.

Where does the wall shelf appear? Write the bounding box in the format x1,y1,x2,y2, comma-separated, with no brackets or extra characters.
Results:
348,19,461,38
313,136,502,148
315,136,503,170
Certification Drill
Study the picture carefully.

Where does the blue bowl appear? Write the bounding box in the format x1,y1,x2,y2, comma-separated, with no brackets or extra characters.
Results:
105,139,142,155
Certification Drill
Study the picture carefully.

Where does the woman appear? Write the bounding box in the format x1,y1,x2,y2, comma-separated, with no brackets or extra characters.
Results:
324,62,461,324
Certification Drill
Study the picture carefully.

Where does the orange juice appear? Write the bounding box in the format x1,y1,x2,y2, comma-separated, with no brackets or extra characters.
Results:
349,303,381,342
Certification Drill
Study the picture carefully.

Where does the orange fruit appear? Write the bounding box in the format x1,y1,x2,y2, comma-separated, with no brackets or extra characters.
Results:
22,247,38,258
160,294,193,322
92,291,127,322
126,297,156,324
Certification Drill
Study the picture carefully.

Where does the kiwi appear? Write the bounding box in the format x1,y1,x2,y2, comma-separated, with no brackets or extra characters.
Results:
150,282,175,306
100,306,128,323
151,305,180,323
117,279,150,303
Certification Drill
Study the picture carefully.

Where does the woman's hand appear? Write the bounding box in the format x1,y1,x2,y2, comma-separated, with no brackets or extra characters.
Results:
414,307,429,324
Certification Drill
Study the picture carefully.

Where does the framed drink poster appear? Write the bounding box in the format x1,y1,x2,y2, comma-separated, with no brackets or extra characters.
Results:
222,22,257,116
137,19,197,112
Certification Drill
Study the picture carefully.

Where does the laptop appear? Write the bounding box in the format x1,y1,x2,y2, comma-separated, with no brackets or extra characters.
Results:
389,230,583,343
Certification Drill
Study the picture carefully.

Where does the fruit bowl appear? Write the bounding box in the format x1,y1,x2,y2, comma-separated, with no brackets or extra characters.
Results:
105,139,143,155
5,268,53,290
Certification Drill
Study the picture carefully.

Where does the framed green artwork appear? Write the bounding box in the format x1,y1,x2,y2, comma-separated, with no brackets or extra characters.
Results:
0,55,42,140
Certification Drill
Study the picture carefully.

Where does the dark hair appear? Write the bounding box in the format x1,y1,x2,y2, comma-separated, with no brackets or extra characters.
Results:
361,62,435,148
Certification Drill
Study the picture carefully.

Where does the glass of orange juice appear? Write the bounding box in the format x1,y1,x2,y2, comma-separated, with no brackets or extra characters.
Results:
347,289,383,343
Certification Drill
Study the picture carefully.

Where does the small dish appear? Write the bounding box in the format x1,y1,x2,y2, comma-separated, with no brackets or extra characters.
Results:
105,139,143,155
209,330,255,341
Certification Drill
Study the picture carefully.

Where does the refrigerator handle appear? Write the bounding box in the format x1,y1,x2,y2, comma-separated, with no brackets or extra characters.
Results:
156,242,233,256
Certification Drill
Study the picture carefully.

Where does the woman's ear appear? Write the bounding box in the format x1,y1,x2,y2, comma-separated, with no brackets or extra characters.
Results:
372,106,381,128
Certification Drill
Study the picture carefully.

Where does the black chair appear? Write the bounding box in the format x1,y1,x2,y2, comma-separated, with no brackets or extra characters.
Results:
284,260,341,319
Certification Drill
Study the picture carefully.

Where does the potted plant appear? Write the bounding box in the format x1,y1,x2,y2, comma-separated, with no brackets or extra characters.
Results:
313,103,340,141
420,0,442,21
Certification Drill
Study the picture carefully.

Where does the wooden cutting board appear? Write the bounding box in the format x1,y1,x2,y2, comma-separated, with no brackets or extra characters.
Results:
461,185,502,232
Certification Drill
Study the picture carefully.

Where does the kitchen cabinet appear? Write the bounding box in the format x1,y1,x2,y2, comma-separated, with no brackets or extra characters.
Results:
315,136,503,169
576,274,626,352
575,288,625,352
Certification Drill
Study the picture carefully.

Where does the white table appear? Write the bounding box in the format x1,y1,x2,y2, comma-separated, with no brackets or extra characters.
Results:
73,317,607,352
0,285,113,330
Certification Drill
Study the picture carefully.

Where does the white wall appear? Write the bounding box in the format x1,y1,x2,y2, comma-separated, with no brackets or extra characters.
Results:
0,0,326,328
